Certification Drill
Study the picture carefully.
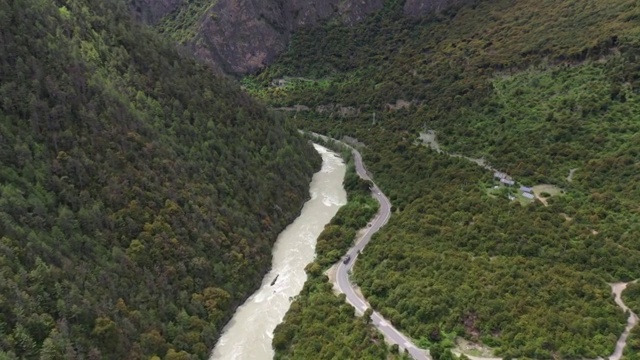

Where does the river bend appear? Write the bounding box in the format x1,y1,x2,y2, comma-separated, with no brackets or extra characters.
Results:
210,144,347,360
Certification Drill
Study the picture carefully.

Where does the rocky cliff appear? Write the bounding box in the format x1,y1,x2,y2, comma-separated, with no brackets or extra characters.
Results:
188,0,385,74
133,0,470,74
130,0,182,24
403,0,475,17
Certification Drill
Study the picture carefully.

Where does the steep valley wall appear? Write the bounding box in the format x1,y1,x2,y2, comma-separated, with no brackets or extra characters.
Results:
132,0,472,74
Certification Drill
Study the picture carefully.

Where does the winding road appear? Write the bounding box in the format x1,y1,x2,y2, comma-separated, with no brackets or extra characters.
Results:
306,131,431,360
336,148,429,360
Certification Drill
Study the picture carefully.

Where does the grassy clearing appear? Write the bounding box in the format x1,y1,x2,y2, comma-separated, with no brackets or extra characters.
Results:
532,184,564,206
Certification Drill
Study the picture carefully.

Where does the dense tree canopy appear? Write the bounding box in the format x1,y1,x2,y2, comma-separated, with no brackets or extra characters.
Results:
0,0,319,358
623,284,640,359
249,0,640,357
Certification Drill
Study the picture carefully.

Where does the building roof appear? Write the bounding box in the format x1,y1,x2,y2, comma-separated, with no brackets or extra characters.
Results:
522,192,535,199
494,171,513,181
500,178,515,185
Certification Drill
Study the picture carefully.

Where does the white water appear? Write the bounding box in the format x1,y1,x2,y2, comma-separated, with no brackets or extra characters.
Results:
210,144,347,360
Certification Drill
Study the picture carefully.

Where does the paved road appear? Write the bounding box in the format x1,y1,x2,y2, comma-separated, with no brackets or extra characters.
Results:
334,146,430,360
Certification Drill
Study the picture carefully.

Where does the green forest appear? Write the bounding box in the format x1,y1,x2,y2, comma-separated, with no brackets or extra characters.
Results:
156,0,217,44
244,0,640,358
3,0,640,358
0,0,320,358
623,283,640,359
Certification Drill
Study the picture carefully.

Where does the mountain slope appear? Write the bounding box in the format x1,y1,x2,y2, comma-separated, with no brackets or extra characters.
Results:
0,0,319,358
161,0,385,74
131,0,480,75
244,0,640,358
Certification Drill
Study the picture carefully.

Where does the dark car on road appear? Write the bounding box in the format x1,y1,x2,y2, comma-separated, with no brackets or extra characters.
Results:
343,255,351,264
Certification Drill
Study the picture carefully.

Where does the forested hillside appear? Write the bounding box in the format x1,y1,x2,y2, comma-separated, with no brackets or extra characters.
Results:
131,0,388,74
243,0,640,358
623,284,640,359
0,0,320,358
273,141,406,360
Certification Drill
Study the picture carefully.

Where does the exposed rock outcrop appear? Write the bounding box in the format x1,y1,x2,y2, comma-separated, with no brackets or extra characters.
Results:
403,0,475,17
189,0,384,74
133,0,470,74
191,0,289,74
130,0,182,25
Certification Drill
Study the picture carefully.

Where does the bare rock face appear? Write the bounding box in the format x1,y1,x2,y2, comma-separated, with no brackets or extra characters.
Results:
403,0,474,17
191,0,289,74
287,0,338,27
133,0,466,74
287,0,385,27
337,0,385,25
130,0,182,24
188,0,384,74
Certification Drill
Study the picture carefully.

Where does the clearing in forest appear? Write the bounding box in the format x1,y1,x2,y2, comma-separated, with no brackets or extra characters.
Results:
532,184,563,206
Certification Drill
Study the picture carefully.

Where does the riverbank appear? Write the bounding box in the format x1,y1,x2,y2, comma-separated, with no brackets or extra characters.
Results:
270,136,405,360
210,144,347,360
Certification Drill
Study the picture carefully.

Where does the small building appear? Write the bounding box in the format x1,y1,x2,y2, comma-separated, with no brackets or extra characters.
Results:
522,192,535,199
520,186,533,193
494,171,508,179
501,178,515,186
494,171,513,181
